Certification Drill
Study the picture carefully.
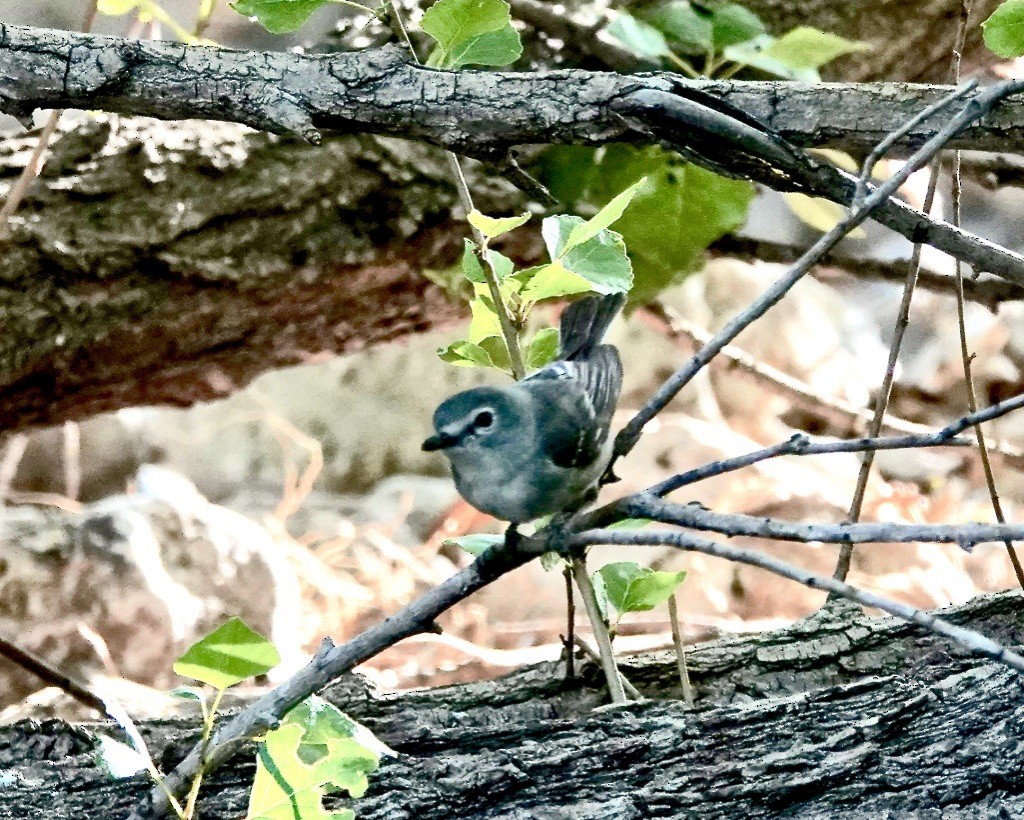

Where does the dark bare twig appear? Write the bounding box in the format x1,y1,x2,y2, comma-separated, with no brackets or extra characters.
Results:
630,494,1024,550
130,541,536,819
0,631,106,715
614,80,1024,466
710,235,1024,309
946,0,1024,586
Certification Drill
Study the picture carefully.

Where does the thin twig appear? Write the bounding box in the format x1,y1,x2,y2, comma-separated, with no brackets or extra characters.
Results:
710,234,1024,309
631,494,1024,550
643,303,940,438
0,631,106,715
130,540,536,819
571,528,1024,675
389,0,525,379
946,2,1024,587
614,80,1021,465
852,81,978,208
835,14,987,588
667,595,693,707
572,635,641,700
571,557,627,704
563,564,575,679
647,389,1024,498
834,161,944,586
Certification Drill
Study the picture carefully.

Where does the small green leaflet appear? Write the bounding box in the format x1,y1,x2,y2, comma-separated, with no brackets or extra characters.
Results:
606,13,673,59
447,25,523,68
519,260,593,302
462,240,486,283
486,249,515,279
983,0,1024,58
597,562,687,616
525,327,560,368
443,533,505,555
644,2,713,53
468,209,532,240
561,177,647,253
467,292,503,343
707,2,766,49
173,617,280,690
422,0,522,69
231,0,328,34
764,26,869,70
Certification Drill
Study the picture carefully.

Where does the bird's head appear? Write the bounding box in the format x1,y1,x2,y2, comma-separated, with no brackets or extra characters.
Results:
422,386,527,454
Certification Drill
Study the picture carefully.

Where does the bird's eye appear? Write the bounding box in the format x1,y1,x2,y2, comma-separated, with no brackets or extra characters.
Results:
474,410,494,429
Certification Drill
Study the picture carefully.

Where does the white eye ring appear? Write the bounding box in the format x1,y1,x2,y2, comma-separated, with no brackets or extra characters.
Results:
474,409,495,430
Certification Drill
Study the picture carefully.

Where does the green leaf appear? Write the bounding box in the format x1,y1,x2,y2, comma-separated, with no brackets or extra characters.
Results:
247,696,386,819
534,145,753,305
765,26,870,70
561,178,647,254
461,239,486,283
708,2,766,49
285,695,395,762
437,339,496,368
606,12,672,59
541,216,633,295
520,260,594,302
477,334,513,372
525,327,560,369
468,209,531,240
486,249,515,279
230,0,329,33
644,2,713,53
448,24,523,67
422,0,519,68
467,293,503,343
984,0,1024,57
443,533,504,555
173,617,280,691
97,0,140,14
598,562,687,615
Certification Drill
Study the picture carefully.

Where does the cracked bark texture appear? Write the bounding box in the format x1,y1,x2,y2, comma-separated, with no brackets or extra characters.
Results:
4,26,1024,155
0,115,534,430
1,591,1023,817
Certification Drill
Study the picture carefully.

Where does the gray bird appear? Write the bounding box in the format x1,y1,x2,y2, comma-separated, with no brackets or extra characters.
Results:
422,293,625,523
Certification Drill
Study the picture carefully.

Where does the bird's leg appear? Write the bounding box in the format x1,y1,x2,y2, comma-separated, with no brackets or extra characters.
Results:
503,522,520,550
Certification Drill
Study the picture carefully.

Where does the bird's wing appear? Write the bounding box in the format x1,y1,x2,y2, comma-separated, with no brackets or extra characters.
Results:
524,345,623,469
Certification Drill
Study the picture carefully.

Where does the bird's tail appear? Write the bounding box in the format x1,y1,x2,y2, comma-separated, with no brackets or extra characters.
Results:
558,293,626,360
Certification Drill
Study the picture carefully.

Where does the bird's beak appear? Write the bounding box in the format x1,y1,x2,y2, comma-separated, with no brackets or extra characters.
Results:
422,431,460,451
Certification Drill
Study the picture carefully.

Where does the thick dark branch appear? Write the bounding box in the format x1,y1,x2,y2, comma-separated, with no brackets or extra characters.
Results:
4,25,1024,154
4,25,1024,285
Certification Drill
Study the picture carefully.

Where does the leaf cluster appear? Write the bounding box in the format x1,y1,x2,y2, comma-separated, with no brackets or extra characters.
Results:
608,0,870,80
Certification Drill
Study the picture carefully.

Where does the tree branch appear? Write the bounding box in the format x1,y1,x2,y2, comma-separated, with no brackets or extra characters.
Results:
571,527,1024,674
3,25,1024,282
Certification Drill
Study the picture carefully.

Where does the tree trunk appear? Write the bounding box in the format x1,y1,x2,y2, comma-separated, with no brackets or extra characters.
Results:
2,590,1022,817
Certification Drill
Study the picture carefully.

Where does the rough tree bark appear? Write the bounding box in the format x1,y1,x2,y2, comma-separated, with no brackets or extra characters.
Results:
0,6,1022,434
1,591,1023,817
